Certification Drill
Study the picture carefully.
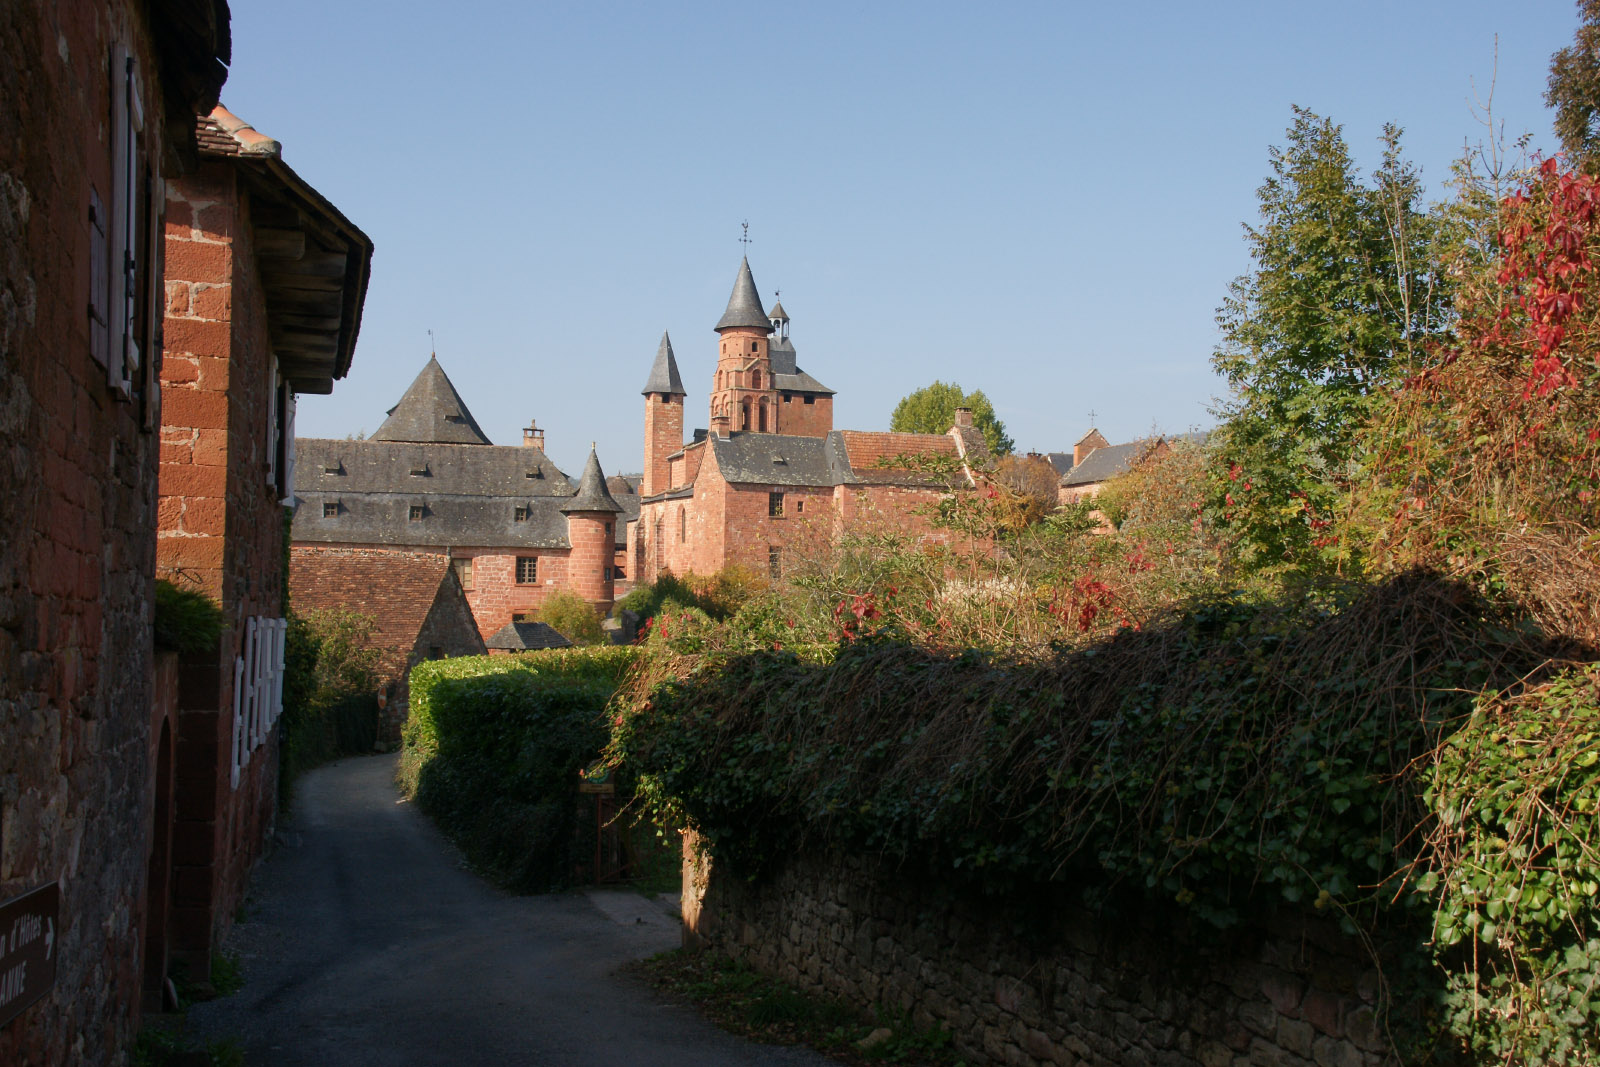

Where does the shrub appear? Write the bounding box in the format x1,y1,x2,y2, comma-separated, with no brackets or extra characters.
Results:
399,648,639,891
279,608,385,798
617,566,766,627
535,590,607,646
612,573,1598,1058
153,579,222,654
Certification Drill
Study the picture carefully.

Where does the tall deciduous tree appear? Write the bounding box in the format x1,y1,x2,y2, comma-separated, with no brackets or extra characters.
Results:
1547,0,1600,172
890,380,1014,456
1212,108,1453,575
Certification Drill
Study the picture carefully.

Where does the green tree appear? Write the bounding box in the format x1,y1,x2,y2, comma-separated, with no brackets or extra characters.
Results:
889,380,1014,456
1547,0,1600,172
1212,108,1453,576
536,591,607,646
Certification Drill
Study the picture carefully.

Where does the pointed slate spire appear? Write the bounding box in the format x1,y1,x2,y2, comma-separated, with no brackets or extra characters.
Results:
641,331,686,396
714,257,773,333
561,446,625,513
370,355,492,445
768,299,788,323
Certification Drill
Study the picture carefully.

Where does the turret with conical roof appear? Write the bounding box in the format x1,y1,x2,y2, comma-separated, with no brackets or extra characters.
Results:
370,355,492,445
714,257,773,333
561,446,622,615
641,332,686,396
711,257,779,435
641,331,686,498
561,447,625,515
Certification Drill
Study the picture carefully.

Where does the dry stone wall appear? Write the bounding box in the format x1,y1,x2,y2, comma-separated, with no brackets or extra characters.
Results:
684,847,1392,1067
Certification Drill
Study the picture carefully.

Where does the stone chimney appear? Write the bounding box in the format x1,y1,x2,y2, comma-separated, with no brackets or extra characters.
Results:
711,413,731,439
953,407,973,429
522,419,545,450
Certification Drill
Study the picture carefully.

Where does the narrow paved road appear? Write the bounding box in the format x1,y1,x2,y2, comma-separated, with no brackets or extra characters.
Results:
188,754,830,1066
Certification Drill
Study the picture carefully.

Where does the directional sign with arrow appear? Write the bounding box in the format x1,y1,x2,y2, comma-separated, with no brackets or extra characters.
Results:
0,883,59,1029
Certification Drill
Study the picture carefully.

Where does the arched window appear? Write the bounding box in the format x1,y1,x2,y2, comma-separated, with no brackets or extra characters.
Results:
752,369,761,389
758,398,768,432
742,398,752,430
679,506,687,542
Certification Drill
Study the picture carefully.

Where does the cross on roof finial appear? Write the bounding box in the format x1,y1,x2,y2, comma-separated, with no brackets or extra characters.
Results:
740,220,751,250
429,328,436,357
1087,409,1098,426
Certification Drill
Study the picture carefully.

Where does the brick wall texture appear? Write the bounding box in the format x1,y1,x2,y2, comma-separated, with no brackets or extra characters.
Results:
0,3,171,1061
158,166,286,980
685,847,1390,1067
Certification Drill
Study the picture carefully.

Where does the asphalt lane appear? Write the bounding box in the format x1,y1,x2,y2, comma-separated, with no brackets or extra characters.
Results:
187,753,830,1067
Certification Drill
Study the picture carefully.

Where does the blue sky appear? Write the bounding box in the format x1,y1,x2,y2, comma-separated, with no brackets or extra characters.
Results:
223,1,1578,477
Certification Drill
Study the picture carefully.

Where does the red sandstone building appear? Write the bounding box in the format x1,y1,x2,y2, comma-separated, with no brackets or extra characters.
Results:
635,258,990,581
290,358,628,639
1,2,231,1060
287,548,485,742
153,105,372,992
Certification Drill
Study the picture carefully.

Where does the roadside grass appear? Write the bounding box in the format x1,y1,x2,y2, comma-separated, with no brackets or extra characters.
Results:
636,949,964,1066
135,950,249,1065
132,1025,245,1067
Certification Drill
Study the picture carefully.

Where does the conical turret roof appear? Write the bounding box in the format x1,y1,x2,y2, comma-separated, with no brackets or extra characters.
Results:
370,355,492,445
640,332,686,395
714,257,773,333
561,447,625,514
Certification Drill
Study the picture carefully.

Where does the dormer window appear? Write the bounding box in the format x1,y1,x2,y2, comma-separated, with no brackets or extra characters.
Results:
409,463,429,476
409,504,425,521
444,414,465,424
525,468,543,480
514,506,530,522
322,501,339,518
323,461,343,475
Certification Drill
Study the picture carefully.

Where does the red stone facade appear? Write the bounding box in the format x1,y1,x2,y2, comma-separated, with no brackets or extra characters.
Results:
155,156,295,984
0,2,227,1061
289,547,485,742
451,547,571,637
641,393,682,497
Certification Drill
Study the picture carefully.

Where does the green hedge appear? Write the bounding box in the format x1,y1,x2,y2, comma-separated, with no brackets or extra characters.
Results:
612,574,1599,1060
400,647,638,891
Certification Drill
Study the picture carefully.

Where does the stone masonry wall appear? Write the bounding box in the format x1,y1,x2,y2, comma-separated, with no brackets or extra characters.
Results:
777,393,832,437
158,169,284,980
457,547,570,639
0,3,171,1061
685,847,1390,1067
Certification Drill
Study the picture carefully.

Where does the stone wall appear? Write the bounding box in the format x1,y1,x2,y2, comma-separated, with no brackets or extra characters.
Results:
0,3,186,1060
684,846,1391,1067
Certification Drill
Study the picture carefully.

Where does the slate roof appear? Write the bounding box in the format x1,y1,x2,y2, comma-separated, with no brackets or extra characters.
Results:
714,257,773,332
1060,441,1148,488
293,490,574,549
562,450,625,514
295,440,571,497
641,332,686,396
485,621,573,651
768,299,789,322
705,431,856,488
287,547,485,677
607,477,641,547
1043,452,1074,477
768,332,833,394
370,357,493,445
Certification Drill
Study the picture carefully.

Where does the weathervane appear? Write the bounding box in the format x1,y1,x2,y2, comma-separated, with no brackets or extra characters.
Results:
1087,408,1097,426
429,329,436,357
739,220,751,250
